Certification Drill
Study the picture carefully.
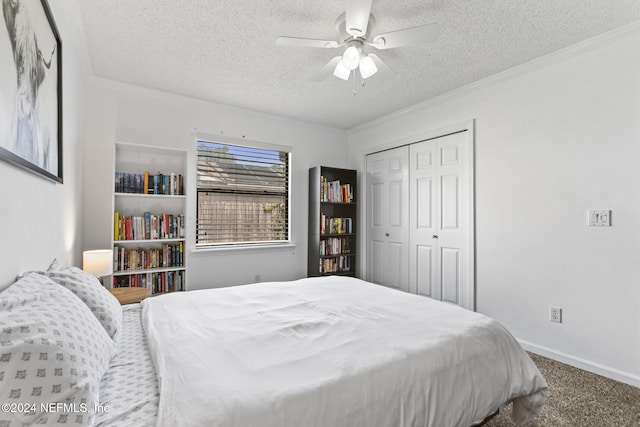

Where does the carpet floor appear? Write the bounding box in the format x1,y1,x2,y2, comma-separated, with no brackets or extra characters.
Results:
484,353,640,426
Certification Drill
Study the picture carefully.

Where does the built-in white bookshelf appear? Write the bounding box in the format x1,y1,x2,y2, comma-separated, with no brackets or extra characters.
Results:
112,142,187,294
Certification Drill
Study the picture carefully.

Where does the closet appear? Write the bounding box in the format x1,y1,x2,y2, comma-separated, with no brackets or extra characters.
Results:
366,129,474,310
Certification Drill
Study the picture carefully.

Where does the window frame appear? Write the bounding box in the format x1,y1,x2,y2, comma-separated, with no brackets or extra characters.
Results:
194,135,293,251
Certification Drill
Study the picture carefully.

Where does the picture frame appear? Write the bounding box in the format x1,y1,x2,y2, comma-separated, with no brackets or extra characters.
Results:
0,0,63,183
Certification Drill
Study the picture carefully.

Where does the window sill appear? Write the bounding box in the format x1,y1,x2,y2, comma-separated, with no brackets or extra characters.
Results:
191,242,296,256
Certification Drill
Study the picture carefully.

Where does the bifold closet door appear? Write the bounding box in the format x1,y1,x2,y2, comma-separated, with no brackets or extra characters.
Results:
366,146,409,292
409,131,471,309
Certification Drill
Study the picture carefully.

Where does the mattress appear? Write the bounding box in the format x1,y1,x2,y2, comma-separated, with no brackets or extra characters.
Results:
94,305,158,427
142,276,547,427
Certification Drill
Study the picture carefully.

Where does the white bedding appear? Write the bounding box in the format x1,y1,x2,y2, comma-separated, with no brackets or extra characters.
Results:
142,276,547,427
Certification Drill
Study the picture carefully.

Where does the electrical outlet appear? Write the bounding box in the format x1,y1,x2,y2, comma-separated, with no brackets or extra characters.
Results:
549,306,562,323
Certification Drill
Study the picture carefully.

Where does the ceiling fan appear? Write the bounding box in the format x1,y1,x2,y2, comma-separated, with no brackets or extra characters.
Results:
276,0,440,82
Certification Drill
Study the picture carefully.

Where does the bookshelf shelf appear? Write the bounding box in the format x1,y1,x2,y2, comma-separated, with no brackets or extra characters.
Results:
113,266,185,276
308,166,357,278
320,201,355,205
112,142,187,295
114,238,185,244
115,193,186,199
320,254,356,259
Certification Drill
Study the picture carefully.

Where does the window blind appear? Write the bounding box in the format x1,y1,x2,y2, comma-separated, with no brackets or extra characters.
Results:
196,140,290,246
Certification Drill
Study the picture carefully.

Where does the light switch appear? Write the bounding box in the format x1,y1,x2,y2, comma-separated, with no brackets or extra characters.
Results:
588,209,612,226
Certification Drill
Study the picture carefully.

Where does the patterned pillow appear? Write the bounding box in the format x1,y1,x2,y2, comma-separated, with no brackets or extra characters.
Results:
0,273,117,425
42,259,122,341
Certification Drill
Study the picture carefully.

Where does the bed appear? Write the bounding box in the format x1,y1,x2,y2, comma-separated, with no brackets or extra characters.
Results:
0,264,547,427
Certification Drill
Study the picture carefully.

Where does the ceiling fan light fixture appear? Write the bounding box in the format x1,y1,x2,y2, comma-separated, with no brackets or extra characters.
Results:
333,60,351,80
342,45,360,70
359,54,377,79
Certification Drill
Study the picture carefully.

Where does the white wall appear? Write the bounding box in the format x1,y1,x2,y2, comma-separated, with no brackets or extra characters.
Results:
0,0,88,289
347,24,640,386
83,79,348,290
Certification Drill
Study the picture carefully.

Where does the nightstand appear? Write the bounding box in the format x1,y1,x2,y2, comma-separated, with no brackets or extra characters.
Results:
110,287,151,305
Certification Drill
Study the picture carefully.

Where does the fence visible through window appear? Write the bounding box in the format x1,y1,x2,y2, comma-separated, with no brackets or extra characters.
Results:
196,140,289,246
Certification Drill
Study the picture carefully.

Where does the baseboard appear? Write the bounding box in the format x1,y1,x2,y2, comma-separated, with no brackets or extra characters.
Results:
518,340,640,388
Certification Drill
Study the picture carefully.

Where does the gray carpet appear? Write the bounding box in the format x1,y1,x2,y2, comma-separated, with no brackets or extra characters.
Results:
484,353,640,426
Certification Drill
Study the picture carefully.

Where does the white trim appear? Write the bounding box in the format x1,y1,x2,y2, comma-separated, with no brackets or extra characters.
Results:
191,242,296,256
195,132,293,154
519,339,640,388
90,76,347,136
349,20,640,133
116,141,188,155
363,120,475,156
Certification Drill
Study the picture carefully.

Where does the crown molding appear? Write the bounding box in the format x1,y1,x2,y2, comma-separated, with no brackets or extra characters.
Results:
89,77,348,137
349,20,640,134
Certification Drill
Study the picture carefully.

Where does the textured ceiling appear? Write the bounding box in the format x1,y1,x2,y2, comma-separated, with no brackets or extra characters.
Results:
77,0,640,129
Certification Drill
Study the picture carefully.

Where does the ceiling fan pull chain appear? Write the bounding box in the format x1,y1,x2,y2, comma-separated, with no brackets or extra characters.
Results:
352,69,358,96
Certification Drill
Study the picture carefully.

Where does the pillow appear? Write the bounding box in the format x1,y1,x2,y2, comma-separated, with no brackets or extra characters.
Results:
42,259,122,342
0,273,117,425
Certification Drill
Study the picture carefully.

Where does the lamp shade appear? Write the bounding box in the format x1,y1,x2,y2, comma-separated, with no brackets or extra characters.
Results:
359,54,377,79
83,249,113,277
342,45,360,70
333,60,351,81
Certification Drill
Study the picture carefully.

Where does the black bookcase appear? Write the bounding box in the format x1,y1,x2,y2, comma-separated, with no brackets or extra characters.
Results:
308,166,357,277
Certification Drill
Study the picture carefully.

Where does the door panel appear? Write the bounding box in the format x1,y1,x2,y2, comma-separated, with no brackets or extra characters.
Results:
389,242,403,290
417,150,433,169
441,144,460,166
409,141,437,297
441,174,460,230
389,180,402,227
416,177,433,229
372,158,385,175
441,247,460,304
371,240,385,285
416,245,433,297
372,183,384,227
389,156,402,172
437,131,471,309
409,130,473,310
366,147,409,290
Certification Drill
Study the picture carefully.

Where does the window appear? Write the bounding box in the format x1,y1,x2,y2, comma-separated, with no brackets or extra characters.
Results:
196,139,290,247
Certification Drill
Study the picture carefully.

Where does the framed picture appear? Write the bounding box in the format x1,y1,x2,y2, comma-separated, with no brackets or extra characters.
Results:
0,0,62,182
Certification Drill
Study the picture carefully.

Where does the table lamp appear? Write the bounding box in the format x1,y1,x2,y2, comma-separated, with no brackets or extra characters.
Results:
83,249,113,285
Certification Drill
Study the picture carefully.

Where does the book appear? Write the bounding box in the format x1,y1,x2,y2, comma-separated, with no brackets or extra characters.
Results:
113,244,184,271
115,170,183,195
143,171,149,194
113,212,184,241
114,211,120,241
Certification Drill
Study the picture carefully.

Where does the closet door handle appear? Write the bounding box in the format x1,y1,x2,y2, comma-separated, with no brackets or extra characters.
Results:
385,233,390,237
432,235,439,239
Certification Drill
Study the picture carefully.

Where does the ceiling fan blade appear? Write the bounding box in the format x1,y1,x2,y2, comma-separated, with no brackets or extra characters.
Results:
372,23,440,49
368,54,394,82
276,36,340,48
345,0,372,37
311,56,343,81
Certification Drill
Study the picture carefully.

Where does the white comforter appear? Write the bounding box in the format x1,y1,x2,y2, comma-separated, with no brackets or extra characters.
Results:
141,276,547,427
